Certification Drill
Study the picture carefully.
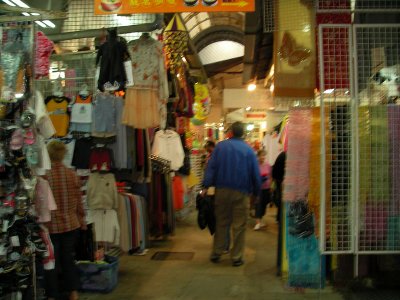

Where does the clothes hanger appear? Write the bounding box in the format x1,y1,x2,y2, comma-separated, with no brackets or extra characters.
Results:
52,80,63,97
79,84,90,97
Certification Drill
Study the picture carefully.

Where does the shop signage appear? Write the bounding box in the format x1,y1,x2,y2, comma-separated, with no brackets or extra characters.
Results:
94,0,255,14
245,112,266,120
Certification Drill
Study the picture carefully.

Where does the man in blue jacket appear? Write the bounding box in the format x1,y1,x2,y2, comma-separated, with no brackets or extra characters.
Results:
202,121,261,266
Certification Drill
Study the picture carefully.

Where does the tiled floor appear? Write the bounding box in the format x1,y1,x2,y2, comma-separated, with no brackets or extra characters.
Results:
81,207,344,300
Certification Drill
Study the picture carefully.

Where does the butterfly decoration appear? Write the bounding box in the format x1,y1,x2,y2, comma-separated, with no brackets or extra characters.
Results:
278,32,311,67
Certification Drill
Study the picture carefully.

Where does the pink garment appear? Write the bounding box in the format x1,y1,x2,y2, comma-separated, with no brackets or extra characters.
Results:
283,109,312,202
35,32,53,79
35,177,57,223
259,162,272,190
64,69,76,100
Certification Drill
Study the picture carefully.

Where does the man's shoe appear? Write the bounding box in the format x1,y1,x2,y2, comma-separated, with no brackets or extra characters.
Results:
232,259,244,267
210,255,221,263
253,223,261,230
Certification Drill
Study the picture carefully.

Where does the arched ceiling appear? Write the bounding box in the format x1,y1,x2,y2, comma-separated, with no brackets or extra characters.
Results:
180,5,273,85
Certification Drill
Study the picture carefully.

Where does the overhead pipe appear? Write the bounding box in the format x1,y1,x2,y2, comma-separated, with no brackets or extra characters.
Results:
47,13,164,42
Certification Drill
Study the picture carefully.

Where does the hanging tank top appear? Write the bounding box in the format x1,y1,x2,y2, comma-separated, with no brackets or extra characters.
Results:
46,97,69,137
71,94,93,124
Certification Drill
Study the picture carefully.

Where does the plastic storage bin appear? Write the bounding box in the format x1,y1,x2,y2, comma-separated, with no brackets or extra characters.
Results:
76,255,119,293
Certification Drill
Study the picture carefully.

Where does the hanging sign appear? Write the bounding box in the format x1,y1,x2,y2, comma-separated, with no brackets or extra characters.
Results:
94,0,255,14
245,112,266,120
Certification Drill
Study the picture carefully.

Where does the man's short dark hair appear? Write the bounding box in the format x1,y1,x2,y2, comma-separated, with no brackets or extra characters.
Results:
231,121,244,138
205,140,215,148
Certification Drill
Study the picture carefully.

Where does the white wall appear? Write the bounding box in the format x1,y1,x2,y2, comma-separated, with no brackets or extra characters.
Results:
223,87,274,109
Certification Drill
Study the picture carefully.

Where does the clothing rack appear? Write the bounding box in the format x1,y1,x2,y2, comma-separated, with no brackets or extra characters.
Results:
150,155,171,173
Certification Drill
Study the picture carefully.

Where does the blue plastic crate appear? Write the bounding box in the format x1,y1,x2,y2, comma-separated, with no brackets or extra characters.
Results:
77,255,119,293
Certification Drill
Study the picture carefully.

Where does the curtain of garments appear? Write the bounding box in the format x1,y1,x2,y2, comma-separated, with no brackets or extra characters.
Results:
118,193,149,253
388,105,400,216
149,172,174,237
283,108,325,288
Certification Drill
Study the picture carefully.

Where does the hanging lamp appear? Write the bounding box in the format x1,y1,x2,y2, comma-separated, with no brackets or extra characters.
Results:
163,14,189,73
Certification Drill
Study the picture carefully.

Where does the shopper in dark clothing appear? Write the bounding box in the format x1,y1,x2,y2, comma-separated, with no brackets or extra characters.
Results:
272,151,286,223
272,150,286,276
202,122,261,267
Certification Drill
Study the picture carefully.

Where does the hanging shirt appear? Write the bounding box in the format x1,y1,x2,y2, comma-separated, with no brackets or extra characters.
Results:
128,36,169,101
87,172,119,210
70,94,93,124
46,96,70,137
71,137,93,169
151,129,185,171
92,93,116,134
89,147,114,171
262,134,282,166
91,209,120,245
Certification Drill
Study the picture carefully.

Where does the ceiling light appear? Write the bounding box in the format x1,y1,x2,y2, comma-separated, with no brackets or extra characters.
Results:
269,83,274,93
246,124,254,131
9,0,29,8
35,20,47,28
247,83,256,92
21,12,30,16
324,89,335,94
43,20,56,28
245,106,251,111
2,0,16,6
31,12,40,16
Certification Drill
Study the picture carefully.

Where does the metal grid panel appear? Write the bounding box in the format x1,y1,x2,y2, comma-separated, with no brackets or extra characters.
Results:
317,0,400,11
34,51,97,100
355,25,400,253
60,0,156,51
263,0,274,33
354,0,400,10
317,0,350,10
318,25,353,253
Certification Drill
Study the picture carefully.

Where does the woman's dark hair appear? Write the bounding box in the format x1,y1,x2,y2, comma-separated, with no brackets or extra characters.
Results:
231,121,244,138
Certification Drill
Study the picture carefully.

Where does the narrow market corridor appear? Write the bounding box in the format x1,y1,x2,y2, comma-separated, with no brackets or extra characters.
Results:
82,207,343,300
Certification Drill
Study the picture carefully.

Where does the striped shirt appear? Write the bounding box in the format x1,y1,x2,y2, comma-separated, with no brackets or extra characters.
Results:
45,162,86,234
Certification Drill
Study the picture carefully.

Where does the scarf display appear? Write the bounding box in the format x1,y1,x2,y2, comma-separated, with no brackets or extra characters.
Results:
283,108,312,202
388,105,400,215
308,107,331,238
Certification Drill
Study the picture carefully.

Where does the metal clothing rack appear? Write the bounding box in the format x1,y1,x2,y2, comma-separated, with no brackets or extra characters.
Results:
150,155,171,174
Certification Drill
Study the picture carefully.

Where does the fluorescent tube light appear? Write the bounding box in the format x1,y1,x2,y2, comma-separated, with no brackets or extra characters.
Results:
43,20,56,28
10,0,29,8
35,20,47,28
2,0,16,6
